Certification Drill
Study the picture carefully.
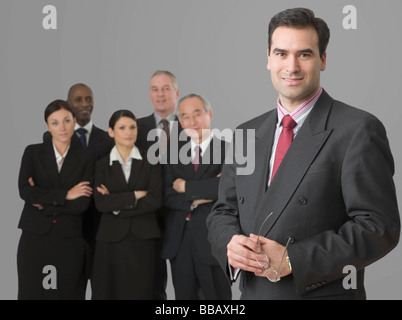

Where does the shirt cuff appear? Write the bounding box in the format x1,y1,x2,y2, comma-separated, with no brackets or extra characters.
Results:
228,263,241,281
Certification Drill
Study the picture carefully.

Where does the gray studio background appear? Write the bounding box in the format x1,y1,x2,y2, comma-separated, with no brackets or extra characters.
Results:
1,0,401,300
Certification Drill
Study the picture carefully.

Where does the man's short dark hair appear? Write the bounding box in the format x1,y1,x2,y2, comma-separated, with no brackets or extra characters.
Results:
268,8,330,58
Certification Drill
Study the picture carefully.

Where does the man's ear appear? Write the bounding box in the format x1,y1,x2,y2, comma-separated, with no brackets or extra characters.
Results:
320,51,327,71
267,49,271,71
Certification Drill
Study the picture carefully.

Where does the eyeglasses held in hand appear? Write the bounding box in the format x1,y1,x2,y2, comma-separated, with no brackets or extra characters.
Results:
255,212,292,283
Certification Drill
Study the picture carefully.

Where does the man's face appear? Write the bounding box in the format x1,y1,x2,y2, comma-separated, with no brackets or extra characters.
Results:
178,97,212,143
267,26,326,111
149,74,179,117
68,86,94,126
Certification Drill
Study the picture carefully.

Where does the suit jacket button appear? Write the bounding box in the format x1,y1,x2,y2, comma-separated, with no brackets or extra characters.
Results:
52,201,58,206
239,196,244,204
298,197,308,205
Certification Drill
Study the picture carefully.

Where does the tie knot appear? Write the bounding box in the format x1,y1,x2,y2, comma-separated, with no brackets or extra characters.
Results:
161,119,169,128
77,127,87,135
281,115,296,129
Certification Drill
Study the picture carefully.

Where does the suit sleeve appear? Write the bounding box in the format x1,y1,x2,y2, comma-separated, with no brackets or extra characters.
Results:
19,146,67,206
94,160,162,217
288,115,400,295
94,160,137,213
185,177,220,201
163,164,192,212
120,163,162,218
44,157,93,215
206,139,243,277
18,146,93,215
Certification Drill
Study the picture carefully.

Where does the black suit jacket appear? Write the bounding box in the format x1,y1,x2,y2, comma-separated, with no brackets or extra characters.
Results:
94,149,162,242
136,113,183,159
44,125,113,162
162,137,228,265
207,89,400,299
18,139,94,237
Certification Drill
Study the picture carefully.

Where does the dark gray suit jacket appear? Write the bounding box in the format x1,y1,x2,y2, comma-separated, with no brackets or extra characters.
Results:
207,89,400,300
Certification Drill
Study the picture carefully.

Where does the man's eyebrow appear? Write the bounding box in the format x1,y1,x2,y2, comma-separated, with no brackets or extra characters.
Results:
272,48,315,54
272,48,288,53
297,49,314,54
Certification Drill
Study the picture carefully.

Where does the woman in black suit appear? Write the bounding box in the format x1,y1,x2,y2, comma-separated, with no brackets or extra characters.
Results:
17,100,93,300
92,110,162,300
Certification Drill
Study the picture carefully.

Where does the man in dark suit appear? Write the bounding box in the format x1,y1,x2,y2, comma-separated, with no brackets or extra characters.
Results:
136,70,181,154
136,70,182,300
65,84,113,258
66,83,113,162
207,8,400,300
162,94,232,300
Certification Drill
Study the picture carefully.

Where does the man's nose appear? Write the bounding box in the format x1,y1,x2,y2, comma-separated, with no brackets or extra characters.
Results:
286,55,300,73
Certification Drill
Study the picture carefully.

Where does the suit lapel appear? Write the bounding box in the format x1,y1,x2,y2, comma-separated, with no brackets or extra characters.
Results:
254,90,334,237
254,111,278,193
247,110,277,224
40,139,60,186
111,160,128,187
128,159,142,187
59,143,80,185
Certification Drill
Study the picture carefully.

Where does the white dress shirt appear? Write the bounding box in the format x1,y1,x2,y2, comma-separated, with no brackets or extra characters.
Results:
52,141,70,173
109,145,142,215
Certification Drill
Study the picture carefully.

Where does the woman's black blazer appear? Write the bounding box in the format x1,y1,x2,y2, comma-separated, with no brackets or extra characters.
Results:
18,139,94,237
94,149,162,242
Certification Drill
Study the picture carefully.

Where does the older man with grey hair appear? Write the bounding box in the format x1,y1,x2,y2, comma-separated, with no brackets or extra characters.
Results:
161,93,232,300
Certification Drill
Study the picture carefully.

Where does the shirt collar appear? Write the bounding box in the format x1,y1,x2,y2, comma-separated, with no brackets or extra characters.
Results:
109,145,142,166
75,120,93,135
190,131,213,157
153,112,177,126
52,141,70,161
277,86,323,126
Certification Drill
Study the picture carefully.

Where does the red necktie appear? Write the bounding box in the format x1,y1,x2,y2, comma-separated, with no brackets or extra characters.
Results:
271,115,297,182
193,146,201,172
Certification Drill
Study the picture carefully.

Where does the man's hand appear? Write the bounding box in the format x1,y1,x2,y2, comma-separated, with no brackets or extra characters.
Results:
227,234,264,274
173,178,186,193
249,233,292,278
